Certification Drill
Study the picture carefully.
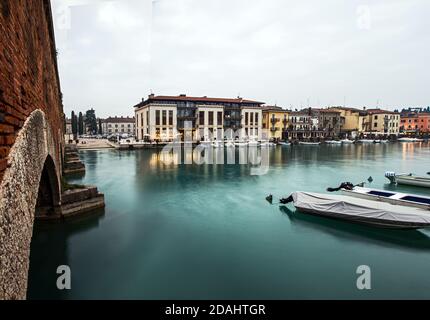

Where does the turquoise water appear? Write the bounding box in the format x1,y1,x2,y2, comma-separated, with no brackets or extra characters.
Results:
28,143,430,299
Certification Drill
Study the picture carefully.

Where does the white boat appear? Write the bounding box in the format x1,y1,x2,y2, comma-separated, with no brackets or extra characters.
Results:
398,137,424,142
341,139,354,144
248,140,259,147
281,191,430,229
341,186,430,210
278,142,291,146
260,141,276,147
385,171,430,188
225,141,235,148
234,141,248,147
212,141,224,148
358,139,377,143
299,141,320,145
325,140,342,145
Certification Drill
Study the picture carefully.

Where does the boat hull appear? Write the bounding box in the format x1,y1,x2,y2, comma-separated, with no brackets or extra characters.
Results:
396,176,430,188
288,192,430,229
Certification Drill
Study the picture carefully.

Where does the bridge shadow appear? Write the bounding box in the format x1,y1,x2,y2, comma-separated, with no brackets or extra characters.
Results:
27,208,105,300
279,206,430,251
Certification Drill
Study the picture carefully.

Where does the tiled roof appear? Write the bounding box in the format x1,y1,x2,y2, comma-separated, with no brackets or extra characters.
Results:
365,109,399,115
105,116,135,123
135,94,264,108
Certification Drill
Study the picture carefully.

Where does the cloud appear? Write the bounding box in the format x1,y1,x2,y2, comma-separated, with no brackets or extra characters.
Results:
52,0,430,118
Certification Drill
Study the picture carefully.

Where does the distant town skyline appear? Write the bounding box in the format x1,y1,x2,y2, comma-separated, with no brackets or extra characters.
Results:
52,0,430,118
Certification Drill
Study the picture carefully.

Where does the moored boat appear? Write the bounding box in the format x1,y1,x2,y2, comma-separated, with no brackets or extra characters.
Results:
248,140,259,147
385,171,430,188
278,141,291,146
341,186,430,210
325,140,342,145
358,139,377,143
398,137,424,142
234,141,248,147
341,139,354,144
299,141,320,145
212,141,224,148
260,141,276,147
280,191,430,229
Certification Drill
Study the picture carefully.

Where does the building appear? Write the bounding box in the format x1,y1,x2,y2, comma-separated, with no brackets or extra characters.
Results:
262,106,289,141
104,116,136,135
286,108,342,141
400,111,430,135
359,109,400,136
134,94,265,141
329,107,366,138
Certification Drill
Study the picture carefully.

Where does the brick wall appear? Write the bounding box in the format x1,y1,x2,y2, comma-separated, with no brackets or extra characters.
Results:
0,0,64,181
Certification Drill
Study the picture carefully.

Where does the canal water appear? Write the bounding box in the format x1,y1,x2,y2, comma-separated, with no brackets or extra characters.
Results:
28,142,430,299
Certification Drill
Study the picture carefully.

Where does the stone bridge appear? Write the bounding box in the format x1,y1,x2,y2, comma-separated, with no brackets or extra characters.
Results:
0,0,65,299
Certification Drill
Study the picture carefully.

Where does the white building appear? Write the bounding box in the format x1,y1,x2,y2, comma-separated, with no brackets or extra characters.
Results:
134,94,265,142
104,117,135,135
196,105,224,141
241,107,262,141
135,104,177,141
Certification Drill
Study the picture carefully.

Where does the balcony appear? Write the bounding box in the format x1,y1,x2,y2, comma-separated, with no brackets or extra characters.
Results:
270,127,279,132
271,118,280,124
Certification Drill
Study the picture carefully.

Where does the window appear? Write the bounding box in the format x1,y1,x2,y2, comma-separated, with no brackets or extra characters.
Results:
245,112,248,125
374,122,377,128
250,113,254,125
217,112,222,125
199,111,205,125
374,115,378,120
162,110,167,125
156,110,160,125
208,111,214,125
169,110,173,125
255,113,259,125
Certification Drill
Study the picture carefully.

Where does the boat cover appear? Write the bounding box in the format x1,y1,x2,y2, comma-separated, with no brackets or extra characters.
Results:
291,192,430,227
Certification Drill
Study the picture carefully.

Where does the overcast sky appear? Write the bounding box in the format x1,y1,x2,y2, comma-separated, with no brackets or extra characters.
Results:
52,0,430,118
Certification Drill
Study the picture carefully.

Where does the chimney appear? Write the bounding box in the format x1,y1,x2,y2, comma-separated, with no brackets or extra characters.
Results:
148,93,155,99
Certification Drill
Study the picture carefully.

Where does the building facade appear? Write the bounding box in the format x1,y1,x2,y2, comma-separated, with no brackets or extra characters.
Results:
134,94,265,142
104,117,136,135
286,108,341,140
359,109,400,136
400,111,430,134
262,107,289,141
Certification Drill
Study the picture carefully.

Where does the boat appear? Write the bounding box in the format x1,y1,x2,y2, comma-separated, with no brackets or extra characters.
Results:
280,191,430,229
234,141,248,147
325,140,342,145
299,141,320,145
341,139,354,144
341,186,430,210
248,140,259,147
358,139,377,143
278,142,291,146
212,141,224,148
260,141,276,147
398,137,424,142
225,140,235,148
385,171,430,188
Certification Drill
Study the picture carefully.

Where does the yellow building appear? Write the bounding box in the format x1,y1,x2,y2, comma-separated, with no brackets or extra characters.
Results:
329,107,363,137
359,109,400,136
262,107,289,141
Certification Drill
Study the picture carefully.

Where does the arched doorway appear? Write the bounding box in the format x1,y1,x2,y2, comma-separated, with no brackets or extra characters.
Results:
35,155,61,218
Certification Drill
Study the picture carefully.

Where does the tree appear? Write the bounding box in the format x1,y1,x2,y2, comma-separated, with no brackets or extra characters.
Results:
71,111,78,135
78,112,84,135
98,119,103,135
85,108,97,135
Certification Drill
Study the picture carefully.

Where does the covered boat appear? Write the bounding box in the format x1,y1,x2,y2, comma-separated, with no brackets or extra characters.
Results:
341,186,430,210
281,191,430,229
299,141,320,145
385,171,430,188
341,139,354,144
278,141,291,146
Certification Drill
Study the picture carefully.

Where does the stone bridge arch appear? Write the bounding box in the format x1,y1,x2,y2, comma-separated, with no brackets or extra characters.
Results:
0,109,62,300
